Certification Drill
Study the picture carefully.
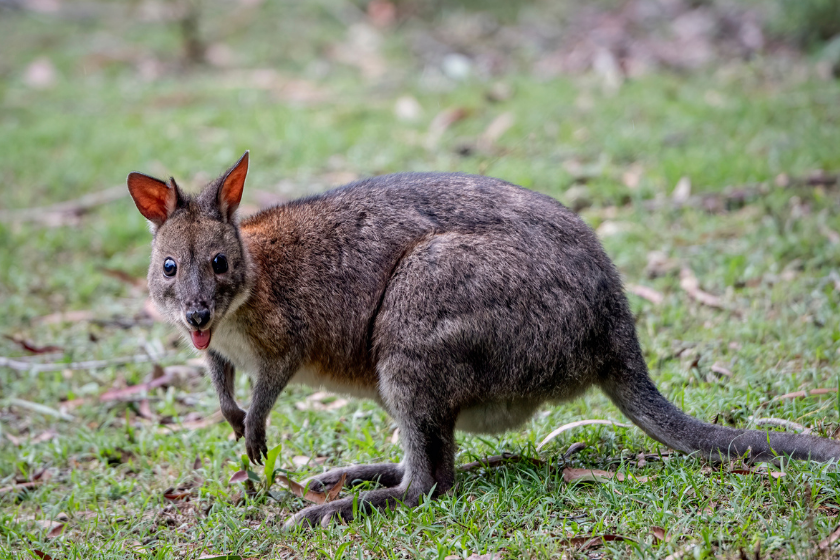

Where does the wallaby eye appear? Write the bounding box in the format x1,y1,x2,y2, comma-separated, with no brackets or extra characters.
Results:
212,254,228,274
162,258,177,277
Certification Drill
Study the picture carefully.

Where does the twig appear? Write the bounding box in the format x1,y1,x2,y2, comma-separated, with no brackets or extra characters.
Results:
750,417,811,435
0,354,159,373
0,185,126,225
459,452,545,472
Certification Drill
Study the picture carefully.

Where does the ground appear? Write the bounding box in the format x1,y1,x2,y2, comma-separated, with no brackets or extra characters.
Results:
1,1,840,558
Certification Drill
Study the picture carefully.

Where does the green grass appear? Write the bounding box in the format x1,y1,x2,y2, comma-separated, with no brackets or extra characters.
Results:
1,1,840,558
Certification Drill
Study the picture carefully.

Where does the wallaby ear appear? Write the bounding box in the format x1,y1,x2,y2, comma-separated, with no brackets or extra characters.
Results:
127,172,181,229
218,151,249,221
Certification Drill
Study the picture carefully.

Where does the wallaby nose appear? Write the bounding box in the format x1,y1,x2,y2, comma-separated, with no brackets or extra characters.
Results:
186,309,211,329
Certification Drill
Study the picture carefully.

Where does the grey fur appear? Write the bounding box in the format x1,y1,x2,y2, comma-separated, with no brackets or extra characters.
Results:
128,158,840,530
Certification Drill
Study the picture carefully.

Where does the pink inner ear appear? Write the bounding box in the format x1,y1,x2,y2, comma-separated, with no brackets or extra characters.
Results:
127,172,175,225
219,151,248,219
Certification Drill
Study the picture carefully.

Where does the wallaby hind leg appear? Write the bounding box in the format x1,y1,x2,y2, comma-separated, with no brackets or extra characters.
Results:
284,357,457,529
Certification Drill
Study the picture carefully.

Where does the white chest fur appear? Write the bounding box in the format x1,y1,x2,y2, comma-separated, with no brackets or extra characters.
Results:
209,320,262,377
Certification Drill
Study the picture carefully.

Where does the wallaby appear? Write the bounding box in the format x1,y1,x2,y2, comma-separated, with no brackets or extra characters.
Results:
128,152,840,528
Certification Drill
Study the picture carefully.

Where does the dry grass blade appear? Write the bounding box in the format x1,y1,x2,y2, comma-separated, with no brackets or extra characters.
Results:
777,388,837,399
0,185,126,225
537,419,631,451
99,369,173,401
679,268,726,310
0,480,44,494
8,398,74,421
562,467,650,483
157,410,223,433
0,353,158,373
626,284,664,305
710,363,733,377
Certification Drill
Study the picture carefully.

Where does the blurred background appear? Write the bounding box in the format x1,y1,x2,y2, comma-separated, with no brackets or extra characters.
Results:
2,1,840,556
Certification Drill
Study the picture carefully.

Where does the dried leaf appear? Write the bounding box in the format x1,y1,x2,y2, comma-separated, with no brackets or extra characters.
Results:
651,526,669,542
2,335,63,355
276,475,329,504
229,471,248,484
626,284,664,305
31,550,53,560
46,523,65,538
537,419,631,451
325,473,346,502
100,370,173,401
561,534,632,550
198,554,242,560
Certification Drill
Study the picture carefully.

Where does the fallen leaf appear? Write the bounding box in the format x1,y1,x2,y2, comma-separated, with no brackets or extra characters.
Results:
651,526,669,542
31,550,53,560
627,284,664,305
99,369,173,401
198,554,242,560
325,473,346,502
229,470,248,484
3,335,63,355
537,419,631,451
46,523,65,538
562,468,650,484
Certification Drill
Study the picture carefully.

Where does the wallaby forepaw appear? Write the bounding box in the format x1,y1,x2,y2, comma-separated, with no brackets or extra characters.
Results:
244,428,267,465
223,407,246,440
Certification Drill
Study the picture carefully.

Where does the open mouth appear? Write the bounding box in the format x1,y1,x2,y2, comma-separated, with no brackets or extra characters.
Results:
190,329,212,350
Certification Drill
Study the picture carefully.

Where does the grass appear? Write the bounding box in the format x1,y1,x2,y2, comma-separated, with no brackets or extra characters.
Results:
1,1,840,558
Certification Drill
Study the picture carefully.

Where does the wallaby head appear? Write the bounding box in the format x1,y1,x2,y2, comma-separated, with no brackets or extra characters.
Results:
127,152,252,350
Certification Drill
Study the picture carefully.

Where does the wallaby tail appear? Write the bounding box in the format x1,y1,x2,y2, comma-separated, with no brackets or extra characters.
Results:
600,355,840,463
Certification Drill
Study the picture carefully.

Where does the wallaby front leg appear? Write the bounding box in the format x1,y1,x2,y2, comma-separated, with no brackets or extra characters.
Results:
207,351,246,439
244,373,288,464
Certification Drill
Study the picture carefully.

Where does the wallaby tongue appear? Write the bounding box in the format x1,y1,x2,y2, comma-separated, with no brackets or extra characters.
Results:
191,330,211,350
